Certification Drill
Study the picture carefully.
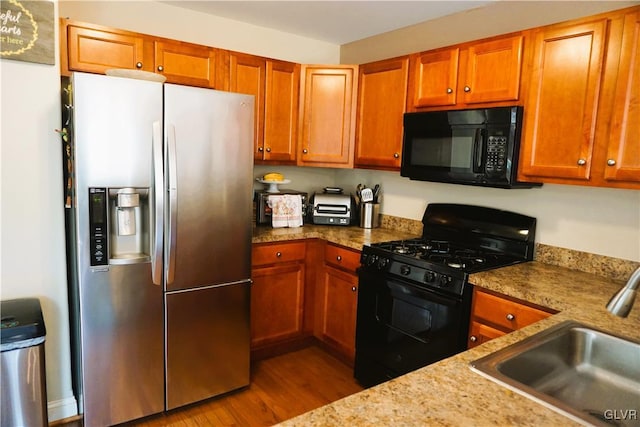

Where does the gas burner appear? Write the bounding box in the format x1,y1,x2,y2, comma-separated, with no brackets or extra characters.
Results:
394,245,413,255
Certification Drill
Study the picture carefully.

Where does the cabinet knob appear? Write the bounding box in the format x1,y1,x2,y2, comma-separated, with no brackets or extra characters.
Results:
351,286,357,292
464,86,471,92
136,62,143,69
506,313,515,321
258,147,264,152
607,159,616,166
276,251,282,258
577,159,587,166
302,149,308,154
157,65,164,72
393,153,400,159
469,335,478,342
336,255,342,261
446,87,453,94
266,147,271,153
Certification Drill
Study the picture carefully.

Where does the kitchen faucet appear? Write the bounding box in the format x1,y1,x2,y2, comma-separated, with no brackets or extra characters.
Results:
606,266,640,317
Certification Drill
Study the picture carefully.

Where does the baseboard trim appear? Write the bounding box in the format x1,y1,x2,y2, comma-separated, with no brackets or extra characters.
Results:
47,397,77,423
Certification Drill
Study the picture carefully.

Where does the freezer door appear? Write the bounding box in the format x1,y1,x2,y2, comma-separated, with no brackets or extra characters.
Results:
164,85,255,292
165,281,251,409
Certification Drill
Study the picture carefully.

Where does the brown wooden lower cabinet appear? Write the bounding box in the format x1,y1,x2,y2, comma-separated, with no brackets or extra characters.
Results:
251,240,361,363
315,243,361,364
251,241,307,355
318,265,358,362
468,288,555,348
251,263,304,348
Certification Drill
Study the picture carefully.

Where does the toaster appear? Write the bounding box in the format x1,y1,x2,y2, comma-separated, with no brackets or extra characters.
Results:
311,191,354,226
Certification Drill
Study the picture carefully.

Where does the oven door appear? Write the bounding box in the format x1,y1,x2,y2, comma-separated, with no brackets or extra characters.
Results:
354,268,472,388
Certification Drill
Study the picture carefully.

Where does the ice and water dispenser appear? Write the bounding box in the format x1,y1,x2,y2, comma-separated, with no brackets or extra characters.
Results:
88,187,150,266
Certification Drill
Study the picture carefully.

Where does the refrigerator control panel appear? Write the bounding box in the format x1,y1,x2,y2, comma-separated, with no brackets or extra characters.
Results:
89,187,108,266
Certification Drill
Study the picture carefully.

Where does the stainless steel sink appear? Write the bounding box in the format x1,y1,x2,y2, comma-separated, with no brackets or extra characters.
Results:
470,320,640,427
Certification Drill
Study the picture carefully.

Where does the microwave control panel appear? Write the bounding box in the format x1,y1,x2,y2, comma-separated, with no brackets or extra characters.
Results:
485,136,507,175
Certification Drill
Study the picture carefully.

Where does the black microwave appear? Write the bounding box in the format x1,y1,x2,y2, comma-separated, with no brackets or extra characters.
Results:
400,106,540,188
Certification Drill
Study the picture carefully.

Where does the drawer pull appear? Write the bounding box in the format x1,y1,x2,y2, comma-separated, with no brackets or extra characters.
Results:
336,255,342,261
506,313,515,321
276,252,282,258
351,286,357,292
469,335,478,342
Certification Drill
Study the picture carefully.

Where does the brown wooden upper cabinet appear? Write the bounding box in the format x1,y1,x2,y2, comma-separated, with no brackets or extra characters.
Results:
408,34,524,110
229,52,267,161
154,40,216,88
603,9,640,185
354,57,409,170
229,53,300,164
518,7,640,189
298,65,358,168
62,20,152,74
61,19,217,89
264,60,300,164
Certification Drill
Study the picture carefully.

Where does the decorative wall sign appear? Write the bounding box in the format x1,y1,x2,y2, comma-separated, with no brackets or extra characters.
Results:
0,0,54,65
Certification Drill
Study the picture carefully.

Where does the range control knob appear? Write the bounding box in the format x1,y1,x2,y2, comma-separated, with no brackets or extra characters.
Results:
366,254,378,267
377,257,390,270
439,275,452,286
400,265,411,276
424,271,436,283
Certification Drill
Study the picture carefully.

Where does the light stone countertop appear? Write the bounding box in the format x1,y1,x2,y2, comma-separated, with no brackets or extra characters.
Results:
252,224,419,251
253,224,640,427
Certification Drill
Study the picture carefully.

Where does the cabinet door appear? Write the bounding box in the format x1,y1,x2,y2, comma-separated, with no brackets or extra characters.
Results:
66,23,149,73
410,48,459,108
355,57,408,170
298,65,358,168
320,266,358,361
229,53,266,160
251,263,305,348
519,19,607,180
154,40,216,88
264,60,300,163
468,321,505,349
473,289,552,332
462,35,523,104
604,11,640,183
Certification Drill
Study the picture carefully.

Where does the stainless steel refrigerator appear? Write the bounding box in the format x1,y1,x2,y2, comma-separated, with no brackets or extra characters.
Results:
63,72,254,426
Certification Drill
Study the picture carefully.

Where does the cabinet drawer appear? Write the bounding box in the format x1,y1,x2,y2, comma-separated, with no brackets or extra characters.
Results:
473,290,552,332
468,320,505,348
325,244,361,272
252,242,306,266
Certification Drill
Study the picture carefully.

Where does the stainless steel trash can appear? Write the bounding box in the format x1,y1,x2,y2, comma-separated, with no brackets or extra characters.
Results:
1,298,48,427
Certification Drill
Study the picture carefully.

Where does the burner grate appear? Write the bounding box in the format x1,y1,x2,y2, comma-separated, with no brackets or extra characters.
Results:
369,238,517,273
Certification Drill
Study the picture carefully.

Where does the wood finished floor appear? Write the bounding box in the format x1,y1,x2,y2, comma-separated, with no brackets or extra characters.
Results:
56,345,363,427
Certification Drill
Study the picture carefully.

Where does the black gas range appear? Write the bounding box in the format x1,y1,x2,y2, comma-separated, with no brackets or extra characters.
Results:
354,203,536,388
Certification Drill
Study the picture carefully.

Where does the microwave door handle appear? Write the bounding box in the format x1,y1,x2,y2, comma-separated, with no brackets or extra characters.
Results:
473,128,484,173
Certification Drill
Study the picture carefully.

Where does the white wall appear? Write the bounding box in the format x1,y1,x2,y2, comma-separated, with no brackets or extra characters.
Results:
0,1,77,419
1,2,340,422
337,0,640,262
2,1,639,423
59,0,340,64
335,169,640,262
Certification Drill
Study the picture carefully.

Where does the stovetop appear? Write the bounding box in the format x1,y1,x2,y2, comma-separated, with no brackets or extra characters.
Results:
358,204,536,298
368,237,522,273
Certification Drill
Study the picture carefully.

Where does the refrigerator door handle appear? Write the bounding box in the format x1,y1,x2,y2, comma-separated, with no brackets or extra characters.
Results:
151,121,164,286
167,123,178,285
